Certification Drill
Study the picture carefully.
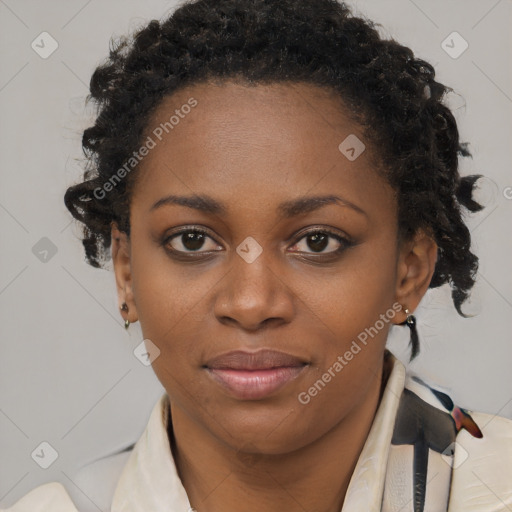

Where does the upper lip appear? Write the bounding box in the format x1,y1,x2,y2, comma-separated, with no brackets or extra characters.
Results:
204,349,308,370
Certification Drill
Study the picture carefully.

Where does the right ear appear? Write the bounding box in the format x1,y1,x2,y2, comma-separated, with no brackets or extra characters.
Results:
111,223,138,325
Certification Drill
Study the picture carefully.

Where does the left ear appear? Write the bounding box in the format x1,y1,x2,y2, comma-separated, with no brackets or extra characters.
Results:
393,228,438,322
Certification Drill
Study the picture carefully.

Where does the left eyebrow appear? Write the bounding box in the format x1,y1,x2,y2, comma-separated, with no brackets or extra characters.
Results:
149,193,367,218
277,194,367,218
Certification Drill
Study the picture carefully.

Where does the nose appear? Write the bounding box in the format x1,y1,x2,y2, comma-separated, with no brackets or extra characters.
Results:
213,246,295,333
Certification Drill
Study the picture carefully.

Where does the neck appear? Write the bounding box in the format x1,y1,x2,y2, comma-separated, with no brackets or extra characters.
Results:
169,358,389,512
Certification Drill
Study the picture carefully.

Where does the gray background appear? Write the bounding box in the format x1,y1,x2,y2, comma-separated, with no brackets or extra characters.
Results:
1,0,511,508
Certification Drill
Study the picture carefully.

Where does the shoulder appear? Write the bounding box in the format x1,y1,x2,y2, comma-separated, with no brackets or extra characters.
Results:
449,409,512,511
68,446,134,511
399,373,512,511
0,482,78,512
1,446,135,512
468,409,512,440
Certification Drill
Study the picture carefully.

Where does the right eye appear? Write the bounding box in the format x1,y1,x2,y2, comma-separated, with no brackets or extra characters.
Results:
163,227,223,256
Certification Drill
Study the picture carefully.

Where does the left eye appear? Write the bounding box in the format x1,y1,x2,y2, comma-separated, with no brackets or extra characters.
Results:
289,230,348,254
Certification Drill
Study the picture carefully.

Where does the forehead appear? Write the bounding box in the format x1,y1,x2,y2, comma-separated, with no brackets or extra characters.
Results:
146,80,356,153
131,80,394,222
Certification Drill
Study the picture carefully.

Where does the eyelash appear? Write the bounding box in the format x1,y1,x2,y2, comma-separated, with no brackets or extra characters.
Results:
161,225,354,261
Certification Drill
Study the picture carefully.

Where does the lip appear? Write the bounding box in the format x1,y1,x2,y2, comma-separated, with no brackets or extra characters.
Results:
204,349,308,400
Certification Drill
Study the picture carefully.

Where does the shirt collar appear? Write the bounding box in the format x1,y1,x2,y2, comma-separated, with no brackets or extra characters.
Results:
342,350,406,510
111,350,405,512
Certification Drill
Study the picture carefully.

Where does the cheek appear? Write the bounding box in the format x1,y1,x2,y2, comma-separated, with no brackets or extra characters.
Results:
129,229,211,334
305,239,398,334
296,238,398,389
132,267,214,360
288,262,397,448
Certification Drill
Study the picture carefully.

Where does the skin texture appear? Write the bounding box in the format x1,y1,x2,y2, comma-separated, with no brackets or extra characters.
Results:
111,81,438,512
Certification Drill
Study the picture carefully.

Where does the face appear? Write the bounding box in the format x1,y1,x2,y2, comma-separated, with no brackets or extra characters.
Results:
112,81,436,455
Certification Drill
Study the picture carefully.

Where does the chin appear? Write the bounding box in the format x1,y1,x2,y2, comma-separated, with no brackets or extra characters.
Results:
201,399,323,455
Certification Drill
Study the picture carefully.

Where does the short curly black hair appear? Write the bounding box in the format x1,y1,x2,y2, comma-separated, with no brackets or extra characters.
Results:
64,0,483,321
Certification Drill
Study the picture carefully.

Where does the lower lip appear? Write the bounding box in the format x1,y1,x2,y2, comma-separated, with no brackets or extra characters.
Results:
206,366,306,400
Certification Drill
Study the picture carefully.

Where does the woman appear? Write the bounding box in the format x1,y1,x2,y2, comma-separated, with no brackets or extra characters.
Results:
4,0,511,510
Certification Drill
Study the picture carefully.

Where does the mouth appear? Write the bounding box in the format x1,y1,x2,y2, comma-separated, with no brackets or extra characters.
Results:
204,349,309,400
